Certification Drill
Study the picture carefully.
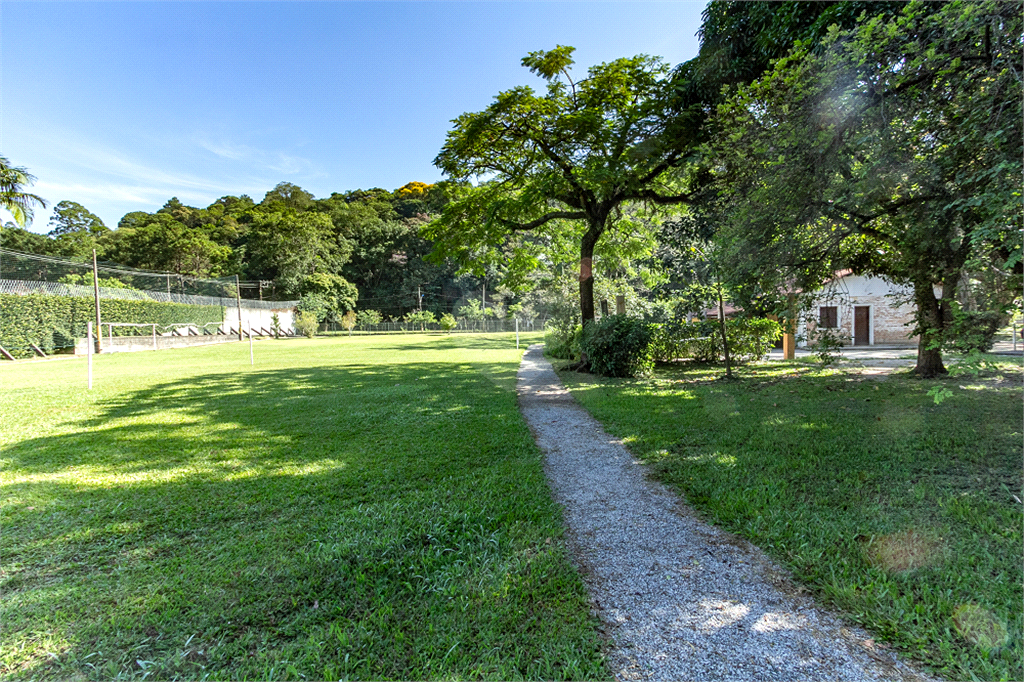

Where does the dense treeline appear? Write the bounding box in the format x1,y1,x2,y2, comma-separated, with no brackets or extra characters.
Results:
0,181,503,320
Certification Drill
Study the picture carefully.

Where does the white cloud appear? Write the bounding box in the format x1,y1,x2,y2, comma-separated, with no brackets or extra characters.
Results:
34,180,211,206
197,139,316,176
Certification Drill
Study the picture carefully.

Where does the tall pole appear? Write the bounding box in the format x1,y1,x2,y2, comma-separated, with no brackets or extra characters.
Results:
418,285,422,312
92,249,102,353
516,318,519,350
234,275,243,341
717,275,732,379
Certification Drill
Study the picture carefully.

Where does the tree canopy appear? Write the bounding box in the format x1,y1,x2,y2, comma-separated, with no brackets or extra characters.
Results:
707,0,1022,376
427,46,703,325
0,155,47,227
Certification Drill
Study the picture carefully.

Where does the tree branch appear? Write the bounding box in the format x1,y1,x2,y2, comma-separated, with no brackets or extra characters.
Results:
635,153,681,187
500,210,586,232
629,188,693,205
534,139,590,204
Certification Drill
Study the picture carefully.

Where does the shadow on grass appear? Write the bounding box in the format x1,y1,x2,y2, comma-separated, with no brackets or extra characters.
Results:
1,359,606,681
322,332,530,355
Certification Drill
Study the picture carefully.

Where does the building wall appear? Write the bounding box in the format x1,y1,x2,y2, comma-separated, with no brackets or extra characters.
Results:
798,275,918,347
76,332,240,355
222,306,295,335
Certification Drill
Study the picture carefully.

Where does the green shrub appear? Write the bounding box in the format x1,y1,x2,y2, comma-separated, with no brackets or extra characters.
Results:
341,310,357,334
404,310,436,330
439,313,457,333
0,293,223,358
728,317,782,362
650,320,717,362
647,317,781,364
579,316,654,378
297,293,333,323
294,311,319,338
942,309,1002,353
544,320,582,360
356,309,383,326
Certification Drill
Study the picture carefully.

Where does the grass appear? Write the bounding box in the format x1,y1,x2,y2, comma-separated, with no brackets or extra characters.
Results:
556,356,1022,681
1,333,609,681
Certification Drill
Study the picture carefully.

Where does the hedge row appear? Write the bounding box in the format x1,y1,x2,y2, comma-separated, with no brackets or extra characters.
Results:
649,318,782,364
0,293,224,358
546,316,784,377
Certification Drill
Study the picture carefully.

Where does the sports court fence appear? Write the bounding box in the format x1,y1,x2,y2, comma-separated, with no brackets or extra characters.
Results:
322,317,545,335
0,248,297,359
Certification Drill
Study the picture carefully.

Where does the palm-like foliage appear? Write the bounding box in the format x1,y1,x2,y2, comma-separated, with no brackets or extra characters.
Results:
0,155,47,227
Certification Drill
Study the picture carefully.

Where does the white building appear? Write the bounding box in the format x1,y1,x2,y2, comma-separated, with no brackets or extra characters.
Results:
798,272,926,348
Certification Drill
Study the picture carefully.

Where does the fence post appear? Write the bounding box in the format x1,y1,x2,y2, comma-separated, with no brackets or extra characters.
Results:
92,249,102,353
152,324,158,351
87,321,93,389
783,293,797,360
235,275,243,341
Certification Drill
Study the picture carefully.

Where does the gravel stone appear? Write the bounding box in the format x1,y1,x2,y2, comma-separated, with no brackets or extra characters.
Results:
516,345,938,682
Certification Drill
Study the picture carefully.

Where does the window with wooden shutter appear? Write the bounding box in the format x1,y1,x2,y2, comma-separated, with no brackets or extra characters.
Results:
819,306,838,328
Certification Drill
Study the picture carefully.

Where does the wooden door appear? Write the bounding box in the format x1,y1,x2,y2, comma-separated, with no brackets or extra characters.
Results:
854,306,870,345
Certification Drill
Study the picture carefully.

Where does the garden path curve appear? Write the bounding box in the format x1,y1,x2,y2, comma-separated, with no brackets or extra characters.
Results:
516,344,936,682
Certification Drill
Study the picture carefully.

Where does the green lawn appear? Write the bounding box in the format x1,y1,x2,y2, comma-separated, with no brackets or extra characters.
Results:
558,358,1022,682
1,333,608,681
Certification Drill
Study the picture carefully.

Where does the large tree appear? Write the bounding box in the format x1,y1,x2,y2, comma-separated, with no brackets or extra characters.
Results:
428,46,701,325
242,210,347,295
709,0,1022,376
46,200,107,237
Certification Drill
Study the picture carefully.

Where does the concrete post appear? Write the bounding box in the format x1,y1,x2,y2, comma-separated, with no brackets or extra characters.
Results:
783,293,796,360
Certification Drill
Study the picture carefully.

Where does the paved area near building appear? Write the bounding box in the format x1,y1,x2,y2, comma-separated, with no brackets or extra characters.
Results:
768,342,1021,378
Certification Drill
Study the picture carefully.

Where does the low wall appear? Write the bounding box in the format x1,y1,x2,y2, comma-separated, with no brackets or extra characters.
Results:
75,332,241,355
224,306,295,335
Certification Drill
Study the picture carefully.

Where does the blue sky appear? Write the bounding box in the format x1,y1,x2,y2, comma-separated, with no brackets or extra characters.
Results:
3,1,706,233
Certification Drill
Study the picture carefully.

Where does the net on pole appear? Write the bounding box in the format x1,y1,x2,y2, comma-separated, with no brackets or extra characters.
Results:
0,248,298,358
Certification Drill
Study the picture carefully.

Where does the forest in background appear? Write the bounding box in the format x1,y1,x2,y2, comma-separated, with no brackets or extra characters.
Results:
0,181,508,321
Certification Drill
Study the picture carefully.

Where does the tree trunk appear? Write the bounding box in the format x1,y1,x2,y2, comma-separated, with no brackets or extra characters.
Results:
579,226,602,327
717,279,733,379
913,279,950,378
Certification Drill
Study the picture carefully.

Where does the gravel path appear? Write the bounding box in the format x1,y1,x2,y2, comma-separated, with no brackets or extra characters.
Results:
516,345,936,682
